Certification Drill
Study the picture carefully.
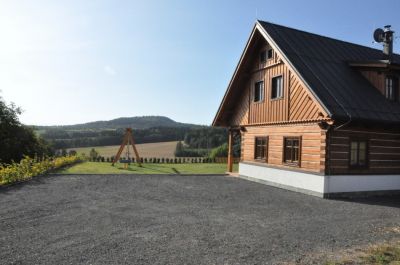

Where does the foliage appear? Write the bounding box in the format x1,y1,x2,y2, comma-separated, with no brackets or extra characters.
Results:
89,148,99,161
0,95,54,164
37,124,229,152
34,115,191,131
323,242,400,265
208,143,228,159
174,141,209,157
0,155,84,185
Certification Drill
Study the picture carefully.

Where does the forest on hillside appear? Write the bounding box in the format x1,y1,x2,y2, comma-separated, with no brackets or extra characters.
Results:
39,126,230,151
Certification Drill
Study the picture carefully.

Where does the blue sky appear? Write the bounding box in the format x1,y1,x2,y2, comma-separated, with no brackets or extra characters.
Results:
0,0,399,126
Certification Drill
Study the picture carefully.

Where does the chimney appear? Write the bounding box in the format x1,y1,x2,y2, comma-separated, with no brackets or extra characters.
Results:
383,25,394,59
374,25,395,62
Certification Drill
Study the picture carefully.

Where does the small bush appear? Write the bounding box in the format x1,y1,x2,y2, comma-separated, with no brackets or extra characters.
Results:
0,155,84,185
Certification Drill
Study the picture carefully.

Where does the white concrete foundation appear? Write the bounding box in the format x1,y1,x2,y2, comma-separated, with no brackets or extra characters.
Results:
239,162,400,197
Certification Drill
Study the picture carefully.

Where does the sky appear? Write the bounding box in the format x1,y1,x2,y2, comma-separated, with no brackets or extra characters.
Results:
0,0,399,126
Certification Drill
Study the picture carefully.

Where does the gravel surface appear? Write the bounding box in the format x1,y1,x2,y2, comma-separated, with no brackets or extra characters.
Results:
1,174,399,265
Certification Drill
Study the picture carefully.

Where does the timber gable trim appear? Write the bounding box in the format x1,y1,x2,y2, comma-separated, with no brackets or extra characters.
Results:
213,22,330,127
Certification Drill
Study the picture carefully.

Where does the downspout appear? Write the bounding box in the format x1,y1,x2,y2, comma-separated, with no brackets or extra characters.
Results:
325,124,332,198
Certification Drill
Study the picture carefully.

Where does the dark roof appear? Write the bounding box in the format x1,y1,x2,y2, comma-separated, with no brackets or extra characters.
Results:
258,20,400,124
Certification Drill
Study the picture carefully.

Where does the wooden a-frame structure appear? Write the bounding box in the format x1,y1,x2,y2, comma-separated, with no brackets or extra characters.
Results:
112,128,141,166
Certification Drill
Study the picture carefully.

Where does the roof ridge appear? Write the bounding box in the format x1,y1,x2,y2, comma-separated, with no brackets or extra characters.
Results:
257,20,400,57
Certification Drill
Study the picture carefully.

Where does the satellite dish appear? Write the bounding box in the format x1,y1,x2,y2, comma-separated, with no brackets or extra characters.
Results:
373,28,385,42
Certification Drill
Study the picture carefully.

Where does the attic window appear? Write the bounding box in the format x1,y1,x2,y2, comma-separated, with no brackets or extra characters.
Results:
254,81,264,102
267,49,273,59
260,50,267,63
385,76,398,101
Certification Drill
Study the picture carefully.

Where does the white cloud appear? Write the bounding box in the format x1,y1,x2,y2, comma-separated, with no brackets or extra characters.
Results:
104,65,117,76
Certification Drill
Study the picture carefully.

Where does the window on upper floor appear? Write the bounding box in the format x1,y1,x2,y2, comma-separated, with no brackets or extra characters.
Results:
260,50,267,63
350,139,368,168
271,75,283,99
254,137,268,161
267,48,273,60
254,81,264,102
385,76,398,101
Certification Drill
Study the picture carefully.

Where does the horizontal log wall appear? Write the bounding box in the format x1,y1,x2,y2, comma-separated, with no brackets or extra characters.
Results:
241,123,325,173
327,128,400,175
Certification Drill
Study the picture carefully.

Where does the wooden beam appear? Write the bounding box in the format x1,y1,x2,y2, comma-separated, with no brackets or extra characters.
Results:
227,129,234,172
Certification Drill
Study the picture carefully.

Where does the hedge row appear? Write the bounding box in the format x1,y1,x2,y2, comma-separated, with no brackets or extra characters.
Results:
0,155,84,185
88,157,230,163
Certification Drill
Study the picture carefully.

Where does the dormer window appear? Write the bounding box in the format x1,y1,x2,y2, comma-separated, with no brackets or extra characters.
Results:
385,76,398,101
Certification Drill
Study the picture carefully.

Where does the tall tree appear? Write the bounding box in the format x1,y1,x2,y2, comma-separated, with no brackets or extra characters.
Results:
0,95,53,164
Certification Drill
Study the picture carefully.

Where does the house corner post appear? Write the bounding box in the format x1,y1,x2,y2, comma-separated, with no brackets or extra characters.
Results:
227,128,233,172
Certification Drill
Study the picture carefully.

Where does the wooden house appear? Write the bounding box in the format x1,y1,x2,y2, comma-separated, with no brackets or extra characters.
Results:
213,21,400,197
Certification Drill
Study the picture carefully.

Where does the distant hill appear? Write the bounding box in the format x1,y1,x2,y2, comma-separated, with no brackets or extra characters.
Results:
32,116,229,151
34,116,198,130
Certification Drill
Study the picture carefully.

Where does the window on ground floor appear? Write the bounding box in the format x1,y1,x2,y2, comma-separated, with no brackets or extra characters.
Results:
254,137,268,161
350,139,368,168
283,137,301,166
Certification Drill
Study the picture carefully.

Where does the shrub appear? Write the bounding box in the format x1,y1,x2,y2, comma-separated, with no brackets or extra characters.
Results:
208,143,228,160
0,155,84,185
144,158,148,163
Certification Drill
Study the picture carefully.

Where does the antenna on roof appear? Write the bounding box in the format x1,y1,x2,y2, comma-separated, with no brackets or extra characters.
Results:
373,25,394,61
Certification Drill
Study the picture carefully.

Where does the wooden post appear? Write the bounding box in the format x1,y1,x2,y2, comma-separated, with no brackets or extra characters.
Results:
227,129,233,172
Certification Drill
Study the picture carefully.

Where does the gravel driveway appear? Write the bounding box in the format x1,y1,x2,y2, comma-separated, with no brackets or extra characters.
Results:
1,174,399,264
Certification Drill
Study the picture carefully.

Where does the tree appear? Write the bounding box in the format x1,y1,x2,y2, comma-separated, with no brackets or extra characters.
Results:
61,149,67,156
174,141,184,156
0,95,53,164
208,143,228,159
89,148,98,161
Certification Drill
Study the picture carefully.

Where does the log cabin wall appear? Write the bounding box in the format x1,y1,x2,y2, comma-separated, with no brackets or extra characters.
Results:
327,127,400,175
241,123,326,173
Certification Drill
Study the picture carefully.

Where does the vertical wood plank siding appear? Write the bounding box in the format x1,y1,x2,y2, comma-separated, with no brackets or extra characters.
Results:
229,45,324,126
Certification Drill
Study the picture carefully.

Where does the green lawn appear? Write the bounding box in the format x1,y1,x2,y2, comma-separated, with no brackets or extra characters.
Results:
56,162,238,175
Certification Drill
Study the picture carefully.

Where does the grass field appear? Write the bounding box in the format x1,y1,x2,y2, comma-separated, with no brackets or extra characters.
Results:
57,162,238,174
68,141,179,158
